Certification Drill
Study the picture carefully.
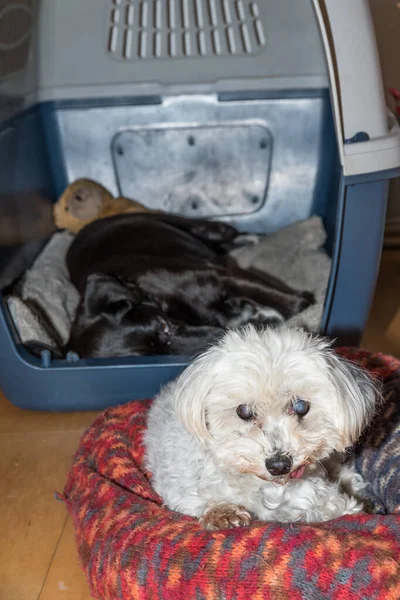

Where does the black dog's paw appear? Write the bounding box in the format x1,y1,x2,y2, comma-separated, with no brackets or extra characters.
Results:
298,291,315,311
190,222,240,244
248,314,283,329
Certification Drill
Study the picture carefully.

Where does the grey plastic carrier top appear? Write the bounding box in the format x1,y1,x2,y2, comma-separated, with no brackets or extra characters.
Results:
0,0,399,411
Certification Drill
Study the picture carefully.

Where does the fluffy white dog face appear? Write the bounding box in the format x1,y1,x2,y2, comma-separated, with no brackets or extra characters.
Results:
174,326,378,484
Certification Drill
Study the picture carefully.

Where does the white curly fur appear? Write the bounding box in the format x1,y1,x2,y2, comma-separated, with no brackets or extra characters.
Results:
144,326,379,528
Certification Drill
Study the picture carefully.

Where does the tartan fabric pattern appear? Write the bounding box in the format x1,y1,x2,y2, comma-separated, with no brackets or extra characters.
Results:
63,349,400,600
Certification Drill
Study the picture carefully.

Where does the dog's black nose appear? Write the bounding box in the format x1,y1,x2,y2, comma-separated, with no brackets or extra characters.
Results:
265,455,292,476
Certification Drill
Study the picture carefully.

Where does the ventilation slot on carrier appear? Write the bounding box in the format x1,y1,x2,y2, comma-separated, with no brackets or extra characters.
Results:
107,0,266,60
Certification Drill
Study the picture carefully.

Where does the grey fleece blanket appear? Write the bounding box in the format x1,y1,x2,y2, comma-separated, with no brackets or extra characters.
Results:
7,217,331,350
7,232,80,348
229,216,331,332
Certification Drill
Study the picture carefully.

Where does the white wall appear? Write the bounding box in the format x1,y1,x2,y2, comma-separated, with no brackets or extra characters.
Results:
368,0,400,221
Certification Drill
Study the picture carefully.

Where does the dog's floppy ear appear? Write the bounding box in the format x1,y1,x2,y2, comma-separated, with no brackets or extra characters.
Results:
173,348,219,441
324,351,380,448
82,273,141,320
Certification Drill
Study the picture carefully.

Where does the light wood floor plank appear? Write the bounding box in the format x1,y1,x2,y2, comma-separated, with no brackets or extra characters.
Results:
39,518,94,600
0,393,99,435
0,427,88,600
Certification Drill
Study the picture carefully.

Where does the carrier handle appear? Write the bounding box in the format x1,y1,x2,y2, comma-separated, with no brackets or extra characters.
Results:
312,0,400,177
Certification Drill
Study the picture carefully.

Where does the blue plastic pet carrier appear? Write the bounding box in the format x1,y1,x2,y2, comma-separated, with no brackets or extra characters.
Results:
0,0,399,410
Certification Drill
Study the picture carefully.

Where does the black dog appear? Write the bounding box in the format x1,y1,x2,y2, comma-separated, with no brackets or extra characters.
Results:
66,213,314,358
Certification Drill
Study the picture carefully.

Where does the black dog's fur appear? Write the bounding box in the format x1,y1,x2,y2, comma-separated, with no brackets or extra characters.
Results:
66,213,314,358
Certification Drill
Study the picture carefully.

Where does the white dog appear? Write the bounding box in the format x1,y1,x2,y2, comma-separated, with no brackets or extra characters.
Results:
145,326,379,530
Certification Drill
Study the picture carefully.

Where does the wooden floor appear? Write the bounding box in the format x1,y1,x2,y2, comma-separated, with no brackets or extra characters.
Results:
0,250,400,600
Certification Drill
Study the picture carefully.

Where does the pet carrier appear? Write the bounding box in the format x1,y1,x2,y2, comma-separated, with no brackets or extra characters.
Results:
0,0,399,410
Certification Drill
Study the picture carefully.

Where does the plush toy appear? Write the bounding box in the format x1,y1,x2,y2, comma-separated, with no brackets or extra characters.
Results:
53,178,152,234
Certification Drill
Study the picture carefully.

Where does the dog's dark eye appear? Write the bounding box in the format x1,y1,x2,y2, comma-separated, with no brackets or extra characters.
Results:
75,193,83,202
290,398,310,417
236,404,255,420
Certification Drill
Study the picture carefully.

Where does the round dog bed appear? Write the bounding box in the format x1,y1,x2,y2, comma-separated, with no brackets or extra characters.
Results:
63,349,400,600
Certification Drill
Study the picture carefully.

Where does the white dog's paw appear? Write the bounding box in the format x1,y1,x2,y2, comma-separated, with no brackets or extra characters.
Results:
341,495,365,516
200,503,252,531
